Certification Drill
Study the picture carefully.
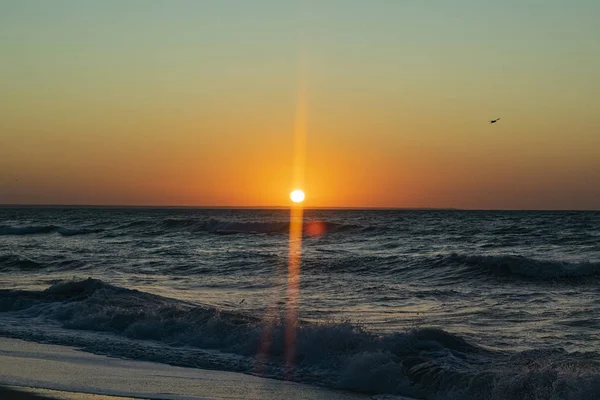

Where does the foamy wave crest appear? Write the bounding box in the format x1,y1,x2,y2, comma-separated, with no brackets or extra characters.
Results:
446,253,600,280
0,224,102,237
2,279,600,399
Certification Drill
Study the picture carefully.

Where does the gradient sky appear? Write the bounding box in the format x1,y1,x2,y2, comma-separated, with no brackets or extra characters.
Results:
1,0,599,209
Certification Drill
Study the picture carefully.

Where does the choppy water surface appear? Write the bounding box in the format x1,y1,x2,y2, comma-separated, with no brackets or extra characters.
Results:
1,207,599,399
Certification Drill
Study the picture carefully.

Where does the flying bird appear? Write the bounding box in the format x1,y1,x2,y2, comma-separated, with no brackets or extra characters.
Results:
490,118,500,124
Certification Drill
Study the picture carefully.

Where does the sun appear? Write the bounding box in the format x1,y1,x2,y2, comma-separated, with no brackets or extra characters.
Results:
290,189,305,203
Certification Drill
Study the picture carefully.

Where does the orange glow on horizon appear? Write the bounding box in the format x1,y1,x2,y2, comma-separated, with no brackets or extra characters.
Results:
1,2,599,210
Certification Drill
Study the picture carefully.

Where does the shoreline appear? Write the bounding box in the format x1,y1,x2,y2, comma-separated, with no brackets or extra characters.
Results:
0,386,137,399
0,337,374,400
0,386,53,400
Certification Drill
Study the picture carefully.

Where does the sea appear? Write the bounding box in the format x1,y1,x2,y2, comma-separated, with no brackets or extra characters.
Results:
1,207,599,399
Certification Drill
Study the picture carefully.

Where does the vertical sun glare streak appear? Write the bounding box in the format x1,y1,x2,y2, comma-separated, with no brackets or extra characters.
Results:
285,65,308,379
254,50,308,383
285,204,303,378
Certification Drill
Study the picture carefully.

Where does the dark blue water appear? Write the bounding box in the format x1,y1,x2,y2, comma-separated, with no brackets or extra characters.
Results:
1,207,599,399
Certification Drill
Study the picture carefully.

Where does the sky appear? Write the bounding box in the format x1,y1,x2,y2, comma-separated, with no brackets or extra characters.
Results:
1,0,599,209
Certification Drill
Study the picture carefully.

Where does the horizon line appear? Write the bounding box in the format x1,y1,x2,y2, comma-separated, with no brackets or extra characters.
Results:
0,204,598,212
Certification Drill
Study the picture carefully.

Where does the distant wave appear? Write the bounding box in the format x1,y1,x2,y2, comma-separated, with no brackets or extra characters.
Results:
0,224,102,237
0,217,379,238
445,253,600,280
158,218,370,235
1,279,600,399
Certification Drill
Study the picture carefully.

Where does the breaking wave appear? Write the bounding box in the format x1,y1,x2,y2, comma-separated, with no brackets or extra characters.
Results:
1,279,600,399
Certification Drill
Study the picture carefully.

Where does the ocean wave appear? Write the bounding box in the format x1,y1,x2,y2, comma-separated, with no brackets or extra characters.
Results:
0,217,377,237
0,254,44,271
1,279,600,399
0,225,57,235
159,218,368,236
299,253,600,281
57,227,103,236
0,256,87,274
0,224,102,237
445,254,600,280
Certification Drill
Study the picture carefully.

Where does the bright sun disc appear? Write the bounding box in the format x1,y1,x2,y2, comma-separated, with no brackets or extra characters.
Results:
290,190,305,203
